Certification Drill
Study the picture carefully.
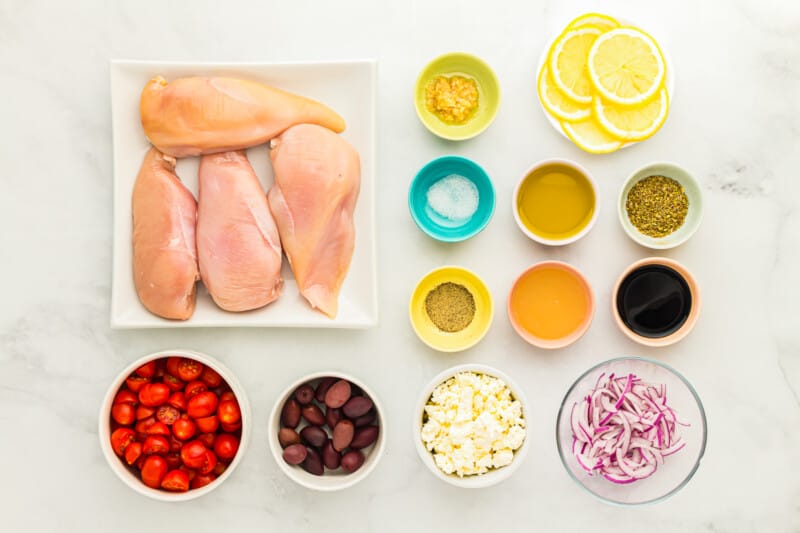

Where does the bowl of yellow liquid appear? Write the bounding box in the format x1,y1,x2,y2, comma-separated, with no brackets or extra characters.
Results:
513,159,598,245
507,261,595,349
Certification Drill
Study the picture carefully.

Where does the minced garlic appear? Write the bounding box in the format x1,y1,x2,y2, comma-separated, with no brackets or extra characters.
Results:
424,75,479,124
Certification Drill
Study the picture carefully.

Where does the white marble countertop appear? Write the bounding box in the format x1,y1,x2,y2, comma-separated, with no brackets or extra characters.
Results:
1,0,799,531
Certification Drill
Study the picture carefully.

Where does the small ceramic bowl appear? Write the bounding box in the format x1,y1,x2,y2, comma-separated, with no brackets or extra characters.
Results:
414,52,501,141
409,266,493,352
507,261,595,349
414,364,530,488
268,371,385,491
99,349,251,501
409,156,496,242
513,159,599,246
618,162,703,249
611,257,701,347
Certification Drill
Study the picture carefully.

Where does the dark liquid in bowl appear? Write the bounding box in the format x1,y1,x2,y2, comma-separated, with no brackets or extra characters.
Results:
617,265,692,338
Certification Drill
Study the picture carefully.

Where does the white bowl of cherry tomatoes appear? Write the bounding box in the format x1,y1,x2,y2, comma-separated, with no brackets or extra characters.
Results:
99,349,250,500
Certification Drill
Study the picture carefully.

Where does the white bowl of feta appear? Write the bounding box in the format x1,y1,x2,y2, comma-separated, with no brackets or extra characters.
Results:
414,364,529,488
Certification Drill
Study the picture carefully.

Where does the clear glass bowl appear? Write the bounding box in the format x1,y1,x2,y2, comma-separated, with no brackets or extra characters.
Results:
556,356,707,505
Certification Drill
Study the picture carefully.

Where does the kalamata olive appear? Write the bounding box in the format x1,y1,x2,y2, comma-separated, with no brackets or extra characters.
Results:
278,428,301,448
324,380,351,408
301,404,326,426
294,384,315,405
302,448,324,476
353,411,376,428
282,444,307,465
300,425,328,448
322,440,341,470
332,420,355,451
350,425,379,449
325,407,342,428
341,449,365,473
342,396,373,419
281,398,301,428
314,377,337,402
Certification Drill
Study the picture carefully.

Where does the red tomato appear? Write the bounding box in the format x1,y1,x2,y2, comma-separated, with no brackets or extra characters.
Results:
125,375,149,392
141,420,170,437
199,450,218,475
165,453,182,470
135,416,156,435
169,435,183,453
160,469,189,492
213,462,227,476
195,415,219,434
213,434,239,462
184,380,208,400
110,428,136,456
156,405,180,425
190,473,216,489
220,391,236,403
180,440,208,469
153,359,165,378
217,399,241,425
220,420,242,433
124,441,142,465
166,356,182,377
167,391,186,410
197,432,216,449
142,435,170,455
187,391,218,419
134,361,156,379
111,402,135,426
172,417,196,441
113,389,138,405
179,465,197,481
139,383,170,407
163,374,185,392
141,456,168,489
200,367,223,388
177,359,204,382
136,405,155,421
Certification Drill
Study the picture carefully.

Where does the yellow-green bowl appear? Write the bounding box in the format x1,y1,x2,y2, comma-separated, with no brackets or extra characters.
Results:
409,266,493,352
414,52,501,141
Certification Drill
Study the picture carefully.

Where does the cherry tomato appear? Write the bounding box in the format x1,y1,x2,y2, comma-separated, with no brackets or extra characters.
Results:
142,435,170,455
220,391,236,403
220,420,242,433
213,462,227,476
141,456,168,489
167,391,186,410
165,453,182,470
195,415,219,434
169,435,183,453
110,428,136,456
111,402,135,426
166,356,182,377
180,440,208,469
177,359,204,382
190,473,216,489
198,432,216,449
134,361,156,379
184,381,208,400
136,405,156,421
160,469,189,492
124,441,143,465
125,375,149,392
199,450,218,475
113,389,138,405
217,399,241,425
187,391,218,419
172,417,196,441
139,383,170,407
179,465,197,481
200,367,223,388
156,405,180,425
153,359,165,378
137,419,170,437
213,434,239,462
163,374,185,392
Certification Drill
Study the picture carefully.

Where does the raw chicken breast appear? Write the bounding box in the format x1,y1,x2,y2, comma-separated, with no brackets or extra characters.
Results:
132,148,199,320
198,151,283,312
140,76,346,157
268,124,360,318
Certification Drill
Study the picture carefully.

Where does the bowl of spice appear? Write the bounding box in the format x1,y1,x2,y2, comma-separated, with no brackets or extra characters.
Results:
409,266,493,352
618,162,703,249
414,52,501,141
409,155,496,242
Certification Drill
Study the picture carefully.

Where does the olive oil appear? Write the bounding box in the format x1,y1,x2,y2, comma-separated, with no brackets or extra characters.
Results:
617,265,691,338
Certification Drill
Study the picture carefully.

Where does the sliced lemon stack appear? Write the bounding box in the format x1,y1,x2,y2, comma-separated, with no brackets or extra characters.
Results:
537,13,670,153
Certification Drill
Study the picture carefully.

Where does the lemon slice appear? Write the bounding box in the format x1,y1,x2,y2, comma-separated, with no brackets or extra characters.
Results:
562,117,623,154
594,87,669,141
588,27,666,105
549,26,602,104
566,13,619,33
538,65,591,122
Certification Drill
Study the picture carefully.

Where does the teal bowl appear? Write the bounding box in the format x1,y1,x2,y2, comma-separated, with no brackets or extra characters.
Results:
409,156,496,242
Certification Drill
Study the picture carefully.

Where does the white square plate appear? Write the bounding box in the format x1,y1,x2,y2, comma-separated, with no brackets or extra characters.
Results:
110,60,378,328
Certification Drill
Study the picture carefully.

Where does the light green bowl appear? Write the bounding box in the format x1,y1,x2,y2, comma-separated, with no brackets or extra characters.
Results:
618,162,703,249
414,52,501,141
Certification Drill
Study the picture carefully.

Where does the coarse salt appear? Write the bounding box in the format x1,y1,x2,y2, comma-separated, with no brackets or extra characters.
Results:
427,174,479,221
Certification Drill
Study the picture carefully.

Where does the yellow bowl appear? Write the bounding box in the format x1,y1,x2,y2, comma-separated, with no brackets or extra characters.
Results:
414,52,501,141
409,266,493,352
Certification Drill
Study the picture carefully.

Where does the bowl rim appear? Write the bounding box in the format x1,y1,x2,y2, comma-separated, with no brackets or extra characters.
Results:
611,257,702,347
98,349,252,501
408,155,497,243
617,161,704,250
408,265,494,352
555,355,708,506
413,51,501,141
267,370,386,491
512,158,600,246
507,260,596,349
413,363,530,488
